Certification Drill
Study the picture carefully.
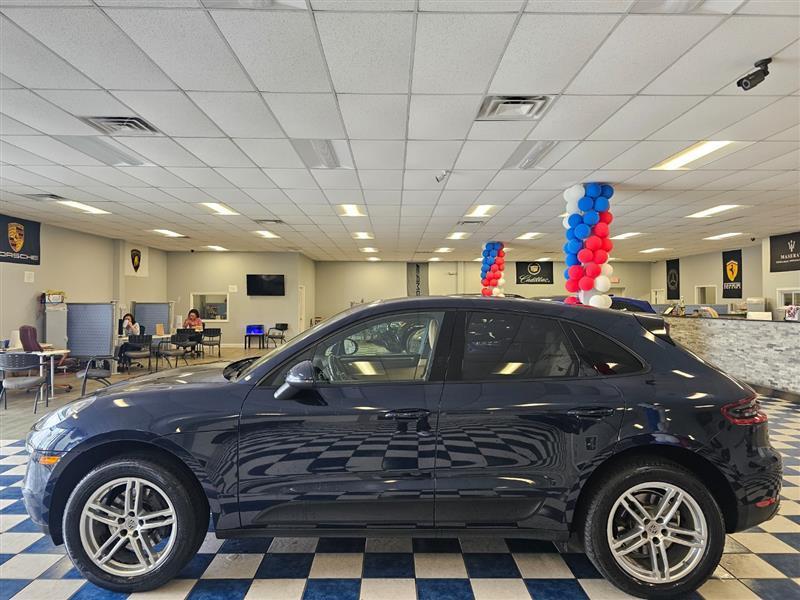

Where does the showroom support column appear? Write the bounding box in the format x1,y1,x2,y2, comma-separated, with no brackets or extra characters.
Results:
111,239,127,318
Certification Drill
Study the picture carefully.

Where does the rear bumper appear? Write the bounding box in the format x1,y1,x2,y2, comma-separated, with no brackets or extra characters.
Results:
730,446,782,532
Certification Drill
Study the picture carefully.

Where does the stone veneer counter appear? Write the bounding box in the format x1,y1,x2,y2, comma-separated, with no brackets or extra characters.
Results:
665,316,800,394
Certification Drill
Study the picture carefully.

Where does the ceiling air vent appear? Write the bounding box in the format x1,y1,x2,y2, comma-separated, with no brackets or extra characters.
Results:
79,116,160,136
255,219,285,225
456,220,485,226
23,193,66,201
476,96,551,121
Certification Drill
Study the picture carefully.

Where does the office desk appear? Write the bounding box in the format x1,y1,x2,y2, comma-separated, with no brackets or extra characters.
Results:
244,333,265,349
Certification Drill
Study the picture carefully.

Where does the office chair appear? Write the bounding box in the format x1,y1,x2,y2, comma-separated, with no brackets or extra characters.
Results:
0,352,48,413
76,356,115,396
156,334,190,371
201,328,222,357
123,334,153,372
267,323,289,348
176,328,202,358
19,325,73,392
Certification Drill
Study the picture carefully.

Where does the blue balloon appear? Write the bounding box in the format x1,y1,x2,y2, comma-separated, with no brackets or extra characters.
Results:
567,238,583,254
565,253,579,267
583,210,600,226
566,228,576,241
578,196,594,212
585,182,602,198
490,250,497,258
594,196,610,212
482,249,489,257
567,213,582,228
563,242,570,253
575,223,591,240
563,268,571,280
601,184,614,199
493,242,501,251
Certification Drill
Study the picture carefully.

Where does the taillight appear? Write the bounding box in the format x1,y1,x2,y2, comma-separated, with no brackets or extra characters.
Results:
721,394,767,425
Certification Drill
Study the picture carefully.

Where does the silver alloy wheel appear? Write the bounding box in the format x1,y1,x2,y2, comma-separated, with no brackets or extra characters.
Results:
79,477,177,577
607,481,708,584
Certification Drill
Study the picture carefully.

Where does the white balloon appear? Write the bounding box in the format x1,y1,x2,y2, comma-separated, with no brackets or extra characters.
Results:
564,184,584,203
594,275,611,293
562,216,571,229
491,287,501,296
590,294,612,309
578,289,596,304
498,277,506,286
566,198,579,214
497,292,505,298
600,263,614,277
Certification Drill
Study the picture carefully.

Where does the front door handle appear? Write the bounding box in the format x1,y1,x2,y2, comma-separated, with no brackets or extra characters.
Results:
568,407,615,418
384,408,431,421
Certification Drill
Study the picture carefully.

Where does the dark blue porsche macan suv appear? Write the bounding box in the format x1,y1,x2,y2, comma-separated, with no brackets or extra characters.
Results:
23,297,781,598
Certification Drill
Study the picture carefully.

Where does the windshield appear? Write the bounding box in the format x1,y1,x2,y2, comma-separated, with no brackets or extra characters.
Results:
234,304,368,380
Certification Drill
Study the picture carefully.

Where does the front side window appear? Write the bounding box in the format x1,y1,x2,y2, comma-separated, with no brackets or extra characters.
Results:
313,311,444,384
461,312,578,380
567,323,644,375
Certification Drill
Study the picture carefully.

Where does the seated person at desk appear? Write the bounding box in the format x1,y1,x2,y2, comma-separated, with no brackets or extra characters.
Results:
116,313,142,366
183,309,203,330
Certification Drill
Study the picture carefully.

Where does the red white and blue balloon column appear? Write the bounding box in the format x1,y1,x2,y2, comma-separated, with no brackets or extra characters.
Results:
561,182,615,308
480,241,506,297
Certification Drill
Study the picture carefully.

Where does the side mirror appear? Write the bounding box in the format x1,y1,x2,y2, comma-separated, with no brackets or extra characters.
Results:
274,360,315,400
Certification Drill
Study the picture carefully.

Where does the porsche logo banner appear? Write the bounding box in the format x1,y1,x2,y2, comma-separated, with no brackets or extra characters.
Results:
0,214,40,265
722,249,742,299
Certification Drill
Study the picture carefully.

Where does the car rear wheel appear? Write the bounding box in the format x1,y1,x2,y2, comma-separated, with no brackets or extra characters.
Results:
63,455,206,593
582,458,725,598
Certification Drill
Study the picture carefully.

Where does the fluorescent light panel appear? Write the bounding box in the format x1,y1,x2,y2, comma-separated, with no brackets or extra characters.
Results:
611,232,643,240
516,232,543,240
352,232,373,239
686,204,741,218
428,257,441,262
465,205,494,218
651,140,733,170
446,232,470,240
153,229,185,238
56,200,110,215
339,204,366,217
533,257,551,261
53,135,150,167
291,139,353,169
703,232,742,240
205,245,228,251
254,230,280,238
502,140,557,169
359,247,378,253
201,202,239,216
640,247,668,254
434,247,453,253
367,257,381,262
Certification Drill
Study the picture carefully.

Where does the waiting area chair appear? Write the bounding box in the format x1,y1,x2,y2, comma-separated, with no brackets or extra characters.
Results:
201,328,222,357
123,334,152,372
20,324,74,392
76,357,115,396
0,352,48,413
266,323,289,348
156,334,190,370
176,328,202,357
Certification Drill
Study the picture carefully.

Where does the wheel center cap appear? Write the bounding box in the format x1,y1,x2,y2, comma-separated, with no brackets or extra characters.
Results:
646,522,659,535
127,518,137,529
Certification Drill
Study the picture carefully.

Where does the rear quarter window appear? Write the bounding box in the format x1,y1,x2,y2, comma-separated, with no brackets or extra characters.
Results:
566,323,645,376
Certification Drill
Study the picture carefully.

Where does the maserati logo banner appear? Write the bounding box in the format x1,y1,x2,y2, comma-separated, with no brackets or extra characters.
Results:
0,214,40,265
770,231,800,272
515,261,554,284
666,258,680,300
722,249,742,298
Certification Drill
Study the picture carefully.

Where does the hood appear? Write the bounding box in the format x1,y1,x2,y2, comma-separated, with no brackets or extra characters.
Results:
95,361,230,396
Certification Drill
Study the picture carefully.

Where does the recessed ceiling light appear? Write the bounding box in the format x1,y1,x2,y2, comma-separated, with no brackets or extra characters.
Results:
703,232,742,240
533,257,551,261
558,212,568,218
53,136,151,167
428,257,441,262
201,202,239,216
611,232,643,240
153,229,185,238
651,140,733,170
686,204,741,218
205,245,228,251
254,230,280,239
434,247,453,253
465,205,494,218
516,232,543,240
201,0,307,8
352,232,374,240
629,0,728,14
473,257,484,261
56,200,110,215
503,140,557,170
339,204,366,217
359,247,379,253
366,256,381,262
291,139,353,169
639,247,669,254
446,232,470,240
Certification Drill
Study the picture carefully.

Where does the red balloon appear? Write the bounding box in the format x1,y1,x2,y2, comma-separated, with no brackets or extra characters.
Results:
585,236,602,251
601,238,613,252
599,211,613,224
481,287,491,296
579,276,595,291
565,279,579,293
567,265,583,280
491,264,499,272
577,248,594,263
585,262,601,278
594,249,609,264
594,222,610,238
564,296,580,305
496,257,504,266
481,278,489,286
498,250,505,258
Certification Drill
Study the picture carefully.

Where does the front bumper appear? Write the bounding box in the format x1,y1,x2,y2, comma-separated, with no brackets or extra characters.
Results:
21,445,62,538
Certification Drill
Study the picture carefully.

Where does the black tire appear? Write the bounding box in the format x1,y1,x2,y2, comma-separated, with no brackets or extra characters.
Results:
63,455,207,593
582,457,725,599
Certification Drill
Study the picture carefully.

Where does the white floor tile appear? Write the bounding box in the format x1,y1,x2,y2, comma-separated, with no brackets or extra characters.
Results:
245,579,306,600
413,553,467,578
359,578,416,600
309,553,363,578
200,554,262,579
0,553,62,580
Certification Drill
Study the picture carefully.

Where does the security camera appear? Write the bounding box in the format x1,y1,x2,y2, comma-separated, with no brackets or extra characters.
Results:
190,249,195,253
435,170,449,184
737,58,771,91
750,237,756,242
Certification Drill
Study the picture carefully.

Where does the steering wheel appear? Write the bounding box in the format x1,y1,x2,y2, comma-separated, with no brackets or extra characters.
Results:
325,353,349,382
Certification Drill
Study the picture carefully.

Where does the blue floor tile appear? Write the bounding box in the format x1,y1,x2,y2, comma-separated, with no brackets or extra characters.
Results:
0,554,12,566
7,518,40,533
0,579,29,600
463,552,521,578
177,553,216,579
302,579,360,600
775,533,800,552
21,534,66,554
0,487,22,500
40,556,82,579
187,579,252,600
0,476,23,487
762,553,800,577
416,579,474,600
256,552,315,579
741,578,800,600
219,537,272,554
505,538,558,553
0,500,29,514
316,537,365,553
561,553,602,578
362,552,415,578
413,538,461,553
524,579,590,600
70,582,129,600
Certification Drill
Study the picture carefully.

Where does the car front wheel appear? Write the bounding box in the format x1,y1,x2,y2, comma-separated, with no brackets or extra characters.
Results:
582,458,725,598
62,455,206,593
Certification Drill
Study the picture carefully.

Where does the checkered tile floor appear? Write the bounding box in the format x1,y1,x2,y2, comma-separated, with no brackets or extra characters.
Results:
1,396,799,600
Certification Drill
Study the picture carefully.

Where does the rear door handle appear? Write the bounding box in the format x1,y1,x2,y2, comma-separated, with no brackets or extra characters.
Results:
384,408,431,421
568,407,615,418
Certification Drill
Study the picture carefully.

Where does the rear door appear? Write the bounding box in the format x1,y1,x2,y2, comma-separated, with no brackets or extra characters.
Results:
434,310,626,533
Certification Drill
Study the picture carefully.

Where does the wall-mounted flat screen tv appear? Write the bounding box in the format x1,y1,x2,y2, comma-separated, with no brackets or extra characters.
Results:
247,274,285,296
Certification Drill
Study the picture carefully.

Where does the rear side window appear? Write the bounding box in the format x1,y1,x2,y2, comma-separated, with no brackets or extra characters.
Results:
567,323,644,375
461,312,578,380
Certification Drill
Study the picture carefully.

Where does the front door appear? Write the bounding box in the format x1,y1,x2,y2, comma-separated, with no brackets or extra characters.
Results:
434,310,626,534
238,309,451,530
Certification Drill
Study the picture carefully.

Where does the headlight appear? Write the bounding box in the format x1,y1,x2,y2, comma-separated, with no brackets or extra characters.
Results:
33,396,96,431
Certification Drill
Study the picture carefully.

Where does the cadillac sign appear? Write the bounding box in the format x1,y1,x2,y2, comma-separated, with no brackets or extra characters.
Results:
515,261,553,285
